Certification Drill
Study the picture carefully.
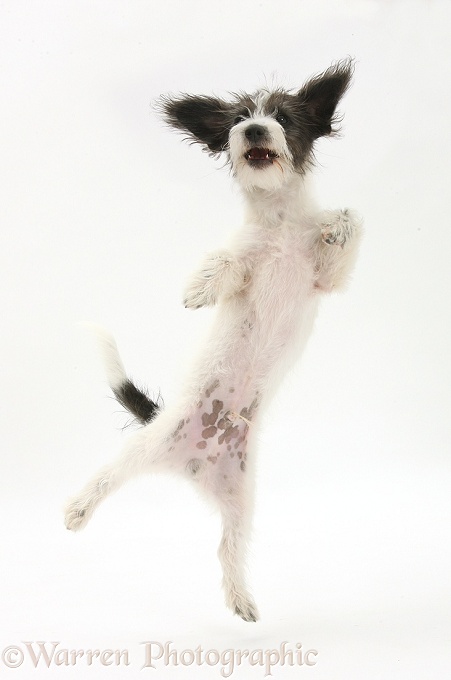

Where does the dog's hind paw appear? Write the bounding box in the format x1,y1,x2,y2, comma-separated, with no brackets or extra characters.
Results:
230,593,259,622
234,600,259,622
64,500,92,531
235,603,259,622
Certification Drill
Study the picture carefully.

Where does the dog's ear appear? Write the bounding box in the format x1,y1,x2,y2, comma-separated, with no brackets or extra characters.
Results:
159,95,234,154
296,59,354,138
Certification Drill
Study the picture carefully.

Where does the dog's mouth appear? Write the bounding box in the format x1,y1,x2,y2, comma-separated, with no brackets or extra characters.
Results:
244,148,278,164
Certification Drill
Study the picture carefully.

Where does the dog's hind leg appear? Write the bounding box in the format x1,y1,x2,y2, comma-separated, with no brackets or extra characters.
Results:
64,421,170,532
217,492,259,622
204,436,259,622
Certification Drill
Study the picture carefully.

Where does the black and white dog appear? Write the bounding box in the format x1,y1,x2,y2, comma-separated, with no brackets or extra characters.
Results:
65,59,362,622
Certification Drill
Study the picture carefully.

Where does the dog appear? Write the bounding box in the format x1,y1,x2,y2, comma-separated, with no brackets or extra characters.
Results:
65,59,362,622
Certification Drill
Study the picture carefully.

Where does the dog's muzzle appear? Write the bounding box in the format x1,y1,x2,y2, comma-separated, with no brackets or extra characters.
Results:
243,124,278,165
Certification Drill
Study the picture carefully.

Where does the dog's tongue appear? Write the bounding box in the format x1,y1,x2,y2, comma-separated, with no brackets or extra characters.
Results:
249,147,270,160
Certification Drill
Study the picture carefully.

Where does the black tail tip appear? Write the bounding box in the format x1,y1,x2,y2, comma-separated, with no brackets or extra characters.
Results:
113,379,162,426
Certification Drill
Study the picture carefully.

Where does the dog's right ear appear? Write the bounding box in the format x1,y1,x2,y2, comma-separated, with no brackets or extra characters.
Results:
158,95,234,154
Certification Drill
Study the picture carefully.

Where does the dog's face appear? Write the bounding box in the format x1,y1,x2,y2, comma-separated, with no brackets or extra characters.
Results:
160,60,353,192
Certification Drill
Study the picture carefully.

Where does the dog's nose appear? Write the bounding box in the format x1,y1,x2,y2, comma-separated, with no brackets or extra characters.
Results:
245,124,266,145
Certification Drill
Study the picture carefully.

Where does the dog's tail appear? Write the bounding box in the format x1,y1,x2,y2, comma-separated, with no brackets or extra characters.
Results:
94,327,161,426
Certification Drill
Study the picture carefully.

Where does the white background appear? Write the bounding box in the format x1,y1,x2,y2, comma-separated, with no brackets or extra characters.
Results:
1,0,450,678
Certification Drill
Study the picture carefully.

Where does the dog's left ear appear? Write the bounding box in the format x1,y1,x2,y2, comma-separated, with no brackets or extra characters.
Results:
297,58,354,138
159,94,234,154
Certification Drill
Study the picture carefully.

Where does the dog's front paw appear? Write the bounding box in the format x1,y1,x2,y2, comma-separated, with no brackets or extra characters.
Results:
183,275,216,309
183,255,227,309
320,208,359,248
184,253,246,309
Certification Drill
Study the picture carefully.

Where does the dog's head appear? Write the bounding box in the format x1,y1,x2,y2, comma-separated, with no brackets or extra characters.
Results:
160,59,353,191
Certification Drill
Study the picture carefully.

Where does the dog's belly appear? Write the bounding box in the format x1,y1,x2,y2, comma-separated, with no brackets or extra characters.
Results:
167,377,255,494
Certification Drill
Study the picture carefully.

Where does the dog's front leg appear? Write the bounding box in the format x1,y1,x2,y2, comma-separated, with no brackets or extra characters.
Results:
184,250,249,309
314,208,363,292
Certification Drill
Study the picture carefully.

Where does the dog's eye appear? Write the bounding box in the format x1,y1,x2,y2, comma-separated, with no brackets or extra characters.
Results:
276,113,289,126
234,113,249,125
